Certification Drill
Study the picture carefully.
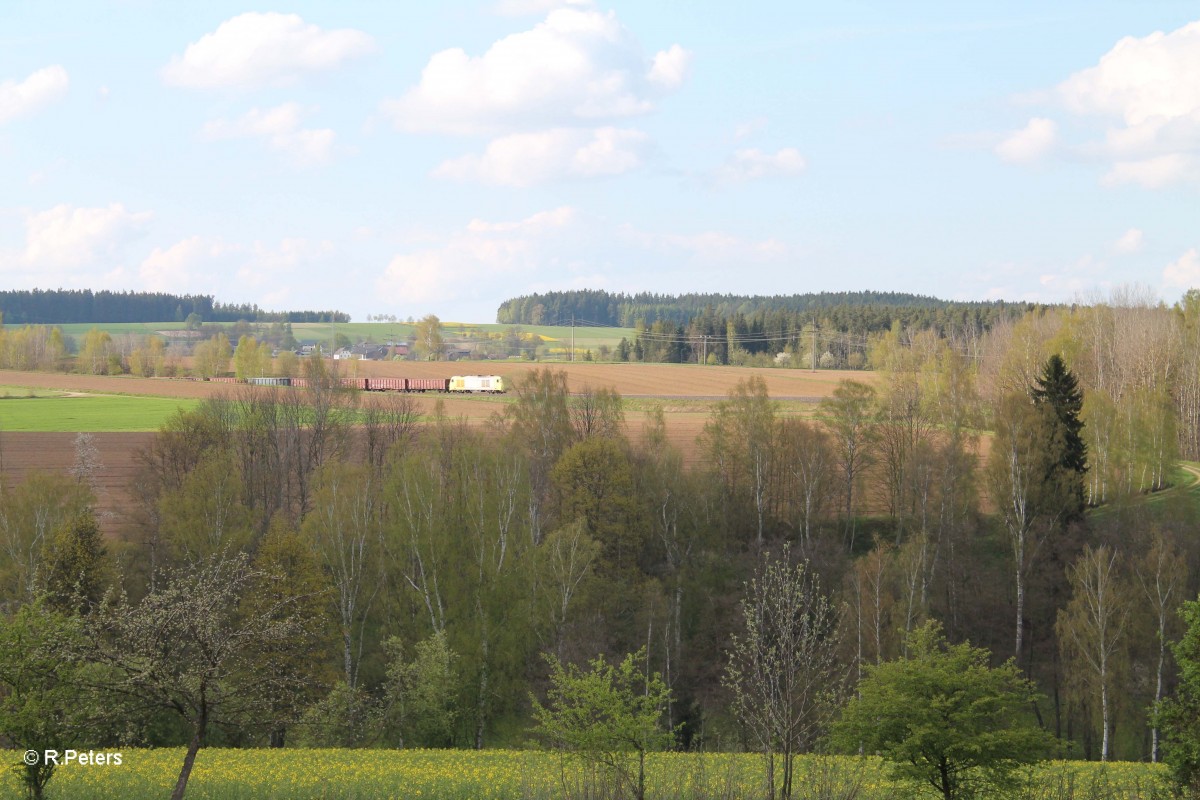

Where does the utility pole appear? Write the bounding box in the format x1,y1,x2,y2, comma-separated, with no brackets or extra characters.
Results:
811,322,818,373
701,334,707,366
570,315,575,362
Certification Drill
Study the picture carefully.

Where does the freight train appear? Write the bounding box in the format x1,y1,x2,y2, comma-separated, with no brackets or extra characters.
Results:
201,374,506,393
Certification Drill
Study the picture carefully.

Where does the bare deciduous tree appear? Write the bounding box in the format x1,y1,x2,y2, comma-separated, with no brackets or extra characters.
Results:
725,546,843,800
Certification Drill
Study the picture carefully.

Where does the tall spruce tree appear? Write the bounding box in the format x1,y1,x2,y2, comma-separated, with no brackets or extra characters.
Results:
1032,354,1087,518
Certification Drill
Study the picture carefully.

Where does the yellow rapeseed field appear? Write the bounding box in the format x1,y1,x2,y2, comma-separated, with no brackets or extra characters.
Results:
0,749,1169,800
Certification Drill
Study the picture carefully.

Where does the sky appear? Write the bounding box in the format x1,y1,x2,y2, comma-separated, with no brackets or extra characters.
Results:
1,1,1198,323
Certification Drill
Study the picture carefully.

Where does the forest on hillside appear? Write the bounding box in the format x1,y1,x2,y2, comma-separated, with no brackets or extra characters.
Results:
0,290,1199,795
0,289,348,325
497,289,1037,333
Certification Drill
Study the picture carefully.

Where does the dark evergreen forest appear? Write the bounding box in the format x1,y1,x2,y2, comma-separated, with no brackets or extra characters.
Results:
497,289,1040,333
0,289,348,325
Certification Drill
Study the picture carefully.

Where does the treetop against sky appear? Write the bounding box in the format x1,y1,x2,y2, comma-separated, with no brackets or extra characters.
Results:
0,1,1197,322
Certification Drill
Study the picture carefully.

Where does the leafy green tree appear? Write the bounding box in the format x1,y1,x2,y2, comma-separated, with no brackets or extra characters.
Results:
0,605,92,800
505,368,573,543
532,648,675,800
275,349,298,378
552,437,639,576
296,681,379,747
0,474,94,604
192,333,231,379
1159,593,1200,794
381,631,460,748
40,511,107,616
702,376,777,545
245,517,337,747
413,314,444,360
78,328,113,375
832,621,1052,800
233,335,267,379
157,450,253,564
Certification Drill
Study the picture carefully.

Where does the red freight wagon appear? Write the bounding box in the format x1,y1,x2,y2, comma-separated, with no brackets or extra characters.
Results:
407,378,449,392
367,377,408,391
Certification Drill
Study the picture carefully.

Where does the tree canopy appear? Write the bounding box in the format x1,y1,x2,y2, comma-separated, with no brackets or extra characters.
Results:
832,621,1052,800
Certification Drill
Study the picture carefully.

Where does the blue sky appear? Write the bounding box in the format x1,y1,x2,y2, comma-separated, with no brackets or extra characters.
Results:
1,1,1197,322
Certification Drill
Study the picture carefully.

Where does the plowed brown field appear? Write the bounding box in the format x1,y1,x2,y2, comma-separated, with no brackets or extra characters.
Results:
1,431,153,533
0,364,877,537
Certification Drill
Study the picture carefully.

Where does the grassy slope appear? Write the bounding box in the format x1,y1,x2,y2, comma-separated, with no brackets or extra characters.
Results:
0,394,196,432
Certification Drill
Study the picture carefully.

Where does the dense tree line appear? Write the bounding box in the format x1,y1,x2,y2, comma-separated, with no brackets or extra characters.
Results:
497,289,1036,335
499,290,1046,368
0,289,347,324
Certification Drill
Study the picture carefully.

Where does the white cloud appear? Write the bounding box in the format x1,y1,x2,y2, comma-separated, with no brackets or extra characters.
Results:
1115,228,1144,253
381,8,689,135
1163,248,1200,290
137,236,334,297
620,224,788,262
163,12,374,89
0,65,69,125
20,203,151,268
1102,154,1200,188
1059,22,1200,125
434,127,649,186
237,238,335,287
376,208,575,305
494,0,592,16
732,116,768,141
647,44,691,90
715,147,807,183
994,117,1057,164
202,103,335,166
466,206,575,233
139,236,227,291
1057,19,1200,186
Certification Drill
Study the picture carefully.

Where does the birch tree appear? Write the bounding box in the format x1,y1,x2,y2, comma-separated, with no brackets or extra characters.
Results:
1135,531,1186,762
1057,545,1129,761
817,380,877,550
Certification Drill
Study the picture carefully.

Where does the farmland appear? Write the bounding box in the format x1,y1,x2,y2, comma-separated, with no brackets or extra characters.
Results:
0,393,197,432
14,320,639,357
0,749,1168,800
0,362,853,535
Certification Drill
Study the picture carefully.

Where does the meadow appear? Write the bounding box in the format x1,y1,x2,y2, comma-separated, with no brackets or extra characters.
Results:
0,749,1170,800
0,393,197,432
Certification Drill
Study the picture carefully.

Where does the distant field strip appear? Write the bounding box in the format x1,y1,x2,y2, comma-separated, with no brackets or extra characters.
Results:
0,394,196,432
0,749,1168,800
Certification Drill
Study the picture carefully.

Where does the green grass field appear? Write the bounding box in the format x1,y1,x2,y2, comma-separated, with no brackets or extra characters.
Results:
0,749,1169,800
0,394,196,432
